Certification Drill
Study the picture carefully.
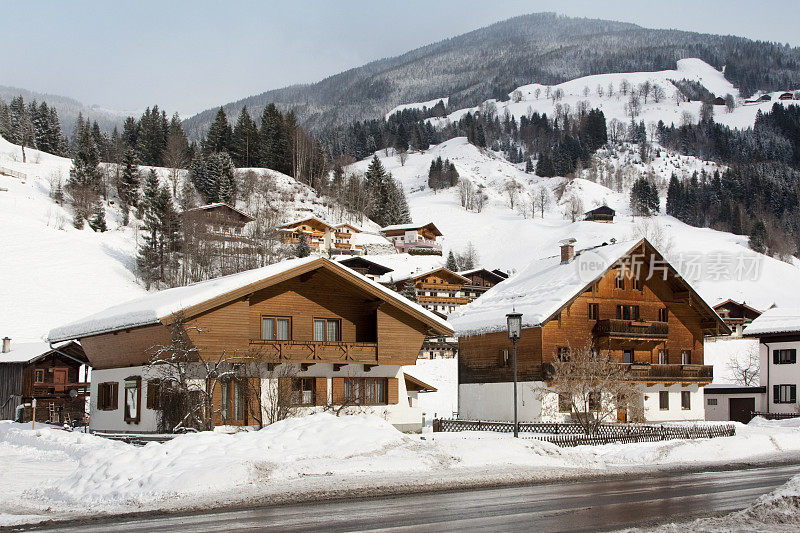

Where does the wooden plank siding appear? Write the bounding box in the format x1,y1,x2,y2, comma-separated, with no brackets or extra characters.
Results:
80,324,173,370
459,256,708,385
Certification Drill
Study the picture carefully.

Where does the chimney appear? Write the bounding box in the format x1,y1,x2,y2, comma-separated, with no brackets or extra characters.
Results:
560,238,576,264
2,337,10,353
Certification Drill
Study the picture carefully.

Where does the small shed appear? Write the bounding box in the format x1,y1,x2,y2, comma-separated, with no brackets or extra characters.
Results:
584,205,615,223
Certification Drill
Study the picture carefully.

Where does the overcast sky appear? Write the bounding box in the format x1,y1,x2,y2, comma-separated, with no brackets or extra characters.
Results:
2,0,798,117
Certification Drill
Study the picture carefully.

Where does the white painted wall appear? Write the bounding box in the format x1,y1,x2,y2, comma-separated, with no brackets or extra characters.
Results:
759,339,800,414
642,384,705,422
89,366,160,433
704,391,766,421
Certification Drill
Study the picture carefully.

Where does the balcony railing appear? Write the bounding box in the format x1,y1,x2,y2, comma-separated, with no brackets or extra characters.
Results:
542,363,712,383
417,295,471,305
593,319,668,339
248,340,378,364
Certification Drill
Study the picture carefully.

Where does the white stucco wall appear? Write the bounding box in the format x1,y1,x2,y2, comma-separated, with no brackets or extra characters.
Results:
704,391,766,421
89,366,161,433
760,339,800,414
642,384,705,422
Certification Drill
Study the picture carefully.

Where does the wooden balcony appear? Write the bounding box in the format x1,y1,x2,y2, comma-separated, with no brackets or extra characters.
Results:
541,363,712,384
418,283,463,290
593,319,668,340
32,382,90,395
248,340,378,364
417,295,470,305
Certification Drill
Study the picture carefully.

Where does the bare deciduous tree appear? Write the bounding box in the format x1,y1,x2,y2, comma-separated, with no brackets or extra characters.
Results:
534,185,550,218
535,343,645,434
727,349,760,386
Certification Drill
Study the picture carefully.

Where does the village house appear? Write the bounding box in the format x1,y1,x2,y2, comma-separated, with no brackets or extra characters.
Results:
459,268,507,300
448,238,728,424
279,218,365,255
380,222,442,255
742,306,800,417
336,256,395,281
584,205,615,223
393,267,471,316
713,299,762,337
182,203,256,276
0,338,89,423
47,257,450,434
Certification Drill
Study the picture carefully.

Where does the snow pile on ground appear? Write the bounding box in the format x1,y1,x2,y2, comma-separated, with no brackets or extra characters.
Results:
3,415,800,526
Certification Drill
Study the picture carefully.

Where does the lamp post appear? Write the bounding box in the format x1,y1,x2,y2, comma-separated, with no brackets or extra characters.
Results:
506,311,522,438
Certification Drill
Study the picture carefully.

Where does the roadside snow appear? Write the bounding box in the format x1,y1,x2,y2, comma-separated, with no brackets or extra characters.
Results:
2,415,800,526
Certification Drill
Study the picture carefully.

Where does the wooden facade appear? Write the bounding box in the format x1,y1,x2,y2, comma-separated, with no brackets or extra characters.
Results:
381,223,443,254
395,268,472,316
713,300,761,328
460,269,506,300
0,341,89,423
584,205,615,223
279,218,364,254
459,241,724,387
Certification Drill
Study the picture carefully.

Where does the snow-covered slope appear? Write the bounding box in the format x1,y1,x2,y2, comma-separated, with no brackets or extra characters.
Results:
347,136,800,312
426,58,797,131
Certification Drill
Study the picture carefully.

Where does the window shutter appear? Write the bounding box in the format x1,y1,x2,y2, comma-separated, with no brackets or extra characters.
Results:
315,378,327,406
774,350,779,364
277,377,290,405
791,349,797,364
97,384,106,410
331,378,344,404
774,385,780,403
387,378,399,405
110,383,118,410
792,385,797,403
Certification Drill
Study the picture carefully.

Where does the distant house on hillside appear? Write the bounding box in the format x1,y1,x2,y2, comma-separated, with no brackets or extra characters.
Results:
183,203,254,237
183,203,256,276
48,257,451,433
336,256,394,281
450,238,729,424
760,94,772,102
393,267,471,316
279,218,364,255
712,96,726,106
0,338,89,423
713,300,762,337
778,92,794,100
584,205,615,223
380,222,442,255
459,268,507,300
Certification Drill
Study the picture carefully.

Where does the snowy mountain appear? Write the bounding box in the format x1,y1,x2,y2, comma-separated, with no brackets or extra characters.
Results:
182,12,800,135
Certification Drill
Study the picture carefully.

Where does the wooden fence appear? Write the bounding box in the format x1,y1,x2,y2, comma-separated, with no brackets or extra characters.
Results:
432,418,735,446
0,166,26,180
752,411,799,420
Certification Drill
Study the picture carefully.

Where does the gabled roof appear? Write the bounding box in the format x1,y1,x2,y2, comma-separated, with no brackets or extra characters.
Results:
336,256,394,275
394,267,470,285
279,217,336,231
449,238,728,337
335,223,362,233
183,203,254,222
380,222,442,236
713,299,762,316
0,340,87,365
48,257,452,342
458,268,507,284
584,205,615,215
743,307,800,337
403,373,437,393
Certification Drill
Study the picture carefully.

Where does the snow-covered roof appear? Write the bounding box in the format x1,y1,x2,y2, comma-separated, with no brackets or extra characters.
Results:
0,341,76,364
380,222,442,236
279,217,337,230
48,257,451,342
743,307,800,337
448,240,642,336
183,203,254,221
391,267,469,284
338,253,445,284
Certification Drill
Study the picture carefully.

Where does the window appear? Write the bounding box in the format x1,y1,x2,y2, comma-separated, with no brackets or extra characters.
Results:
220,380,246,421
146,380,161,410
124,376,141,423
233,381,244,420
97,382,118,411
588,391,601,412
615,272,625,290
557,347,570,362
623,350,633,364
34,369,44,383
773,349,797,365
774,385,797,404
262,317,291,340
681,391,691,410
291,378,316,406
314,319,341,342
707,398,718,406
220,381,230,419
500,349,509,367
616,305,640,321
659,391,669,410
681,350,691,365
633,278,643,291
658,350,668,365
344,378,387,405
558,393,571,412
588,303,599,320
658,308,668,323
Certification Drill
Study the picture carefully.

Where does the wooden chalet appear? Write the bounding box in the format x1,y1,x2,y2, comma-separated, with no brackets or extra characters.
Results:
394,267,472,316
449,238,729,424
712,96,726,106
584,205,615,223
381,222,443,255
0,338,89,423
779,92,794,100
459,268,507,300
183,203,256,276
713,299,762,336
332,223,364,254
279,217,336,253
48,257,452,433
183,203,254,238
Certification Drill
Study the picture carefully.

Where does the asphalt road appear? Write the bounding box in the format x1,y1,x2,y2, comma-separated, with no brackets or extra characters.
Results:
23,463,800,532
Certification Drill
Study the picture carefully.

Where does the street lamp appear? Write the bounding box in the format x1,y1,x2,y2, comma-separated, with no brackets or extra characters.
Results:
507,311,522,438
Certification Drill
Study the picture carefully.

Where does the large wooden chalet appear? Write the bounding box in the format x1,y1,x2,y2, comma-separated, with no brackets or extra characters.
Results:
449,238,729,424
0,338,89,423
393,267,472,316
381,222,442,255
713,299,762,336
279,218,364,255
48,257,450,433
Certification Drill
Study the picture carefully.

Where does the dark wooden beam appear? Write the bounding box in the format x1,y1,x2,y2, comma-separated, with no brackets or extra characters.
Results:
333,364,345,372
301,362,315,371
364,364,377,372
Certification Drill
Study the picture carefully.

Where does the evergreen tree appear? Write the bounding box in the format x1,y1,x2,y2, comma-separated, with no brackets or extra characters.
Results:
665,173,682,217
88,202,107,232
259,103,284,171
67,120,102,224
295,233,311,258
203,108,232,154
525,158,534,173
137,172,182,288
230,106,259,167
535,151,556,177
400,283,418,303
749,220,768,254
630,176,659,216
118,149,140,222
445,250,458,271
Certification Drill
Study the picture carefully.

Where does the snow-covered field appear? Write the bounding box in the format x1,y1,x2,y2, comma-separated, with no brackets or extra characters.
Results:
1,415,800,527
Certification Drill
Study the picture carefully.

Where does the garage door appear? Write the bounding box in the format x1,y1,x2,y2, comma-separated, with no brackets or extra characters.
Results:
729,397,755,424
